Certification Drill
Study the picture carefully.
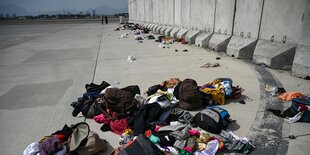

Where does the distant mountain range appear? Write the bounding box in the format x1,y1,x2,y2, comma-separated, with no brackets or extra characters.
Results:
0,3,128,16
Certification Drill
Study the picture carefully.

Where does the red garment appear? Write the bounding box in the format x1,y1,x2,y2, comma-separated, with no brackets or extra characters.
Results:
56,134,65,143
110,118,128,135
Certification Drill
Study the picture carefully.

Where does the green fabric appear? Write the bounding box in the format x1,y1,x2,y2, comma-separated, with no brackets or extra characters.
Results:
178,149,193,155
70,122,90,151
149,134,159,143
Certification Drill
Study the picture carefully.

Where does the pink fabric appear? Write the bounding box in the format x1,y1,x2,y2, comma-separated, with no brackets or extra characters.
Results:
183,146,193,153
189,129,200,137
93,114,111,124
154,125,161,132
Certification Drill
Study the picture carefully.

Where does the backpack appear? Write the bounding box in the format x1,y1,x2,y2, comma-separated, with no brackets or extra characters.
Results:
69,122,107,155
118,134,163,155
102,88,138,115
195,106,231,134
283,97,310,122
178,79,203,110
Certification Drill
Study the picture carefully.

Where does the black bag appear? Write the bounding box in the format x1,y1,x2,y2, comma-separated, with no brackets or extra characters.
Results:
195,106,230,134
119,134,163,155
178,79,203,110
146,84,167,96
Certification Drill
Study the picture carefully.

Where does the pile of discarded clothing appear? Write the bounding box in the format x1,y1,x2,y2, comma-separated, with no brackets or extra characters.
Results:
68,78,255,154
23,122,107,155
267,91,310,123
115,23,144,31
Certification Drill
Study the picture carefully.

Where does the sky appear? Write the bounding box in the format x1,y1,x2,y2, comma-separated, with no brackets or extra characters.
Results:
0,0,128,12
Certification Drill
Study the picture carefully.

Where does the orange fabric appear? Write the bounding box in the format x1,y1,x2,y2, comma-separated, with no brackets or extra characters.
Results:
161,78,181,88
278,92,306,101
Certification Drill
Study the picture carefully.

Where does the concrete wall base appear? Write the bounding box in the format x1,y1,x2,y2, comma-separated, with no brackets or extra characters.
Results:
209,34,232,52
291,45,310,78
152,25,158,32
144,24,149,28
195,32,213,48
159,26,168,35
164,27,174,36
185,30,201,44
170,28,180,38
253,40,296,70
227,36,257,59
154,26,162,34
176,29,189,39
147,24,153,29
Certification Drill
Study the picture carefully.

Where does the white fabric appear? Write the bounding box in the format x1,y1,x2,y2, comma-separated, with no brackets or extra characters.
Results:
155,144,178,155
194,139,218,155
148,95,171,108
289,111,303,123
100,86,116,94
23,142,40,155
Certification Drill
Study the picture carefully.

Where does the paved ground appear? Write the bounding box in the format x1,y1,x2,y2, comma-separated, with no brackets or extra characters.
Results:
0,22,309,155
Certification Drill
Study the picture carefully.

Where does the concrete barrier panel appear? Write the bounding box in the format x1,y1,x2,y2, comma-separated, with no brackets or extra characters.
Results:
227,37,257,58
137,0,145,22
165,27,174,36
233,0,263,39
153,0,159,24
190,0,203,29
167,0,174,26
214,0,235,36
174,0,181,27
158,0,164,25
170,28,180,38
148,0,153,23
201,0,216,31
133,0,137,22
144,0,150,22
160,26,168,34
195,32,213,48
292,45,310,78
185,30,201,44
209,34,231,52
209,0,235,52
190,0,215,30
259,0,310,45
128,1,131,21
177,29,189,38
253,0,309,71
253,40,296,69
180,0,190,28
227,0,263,59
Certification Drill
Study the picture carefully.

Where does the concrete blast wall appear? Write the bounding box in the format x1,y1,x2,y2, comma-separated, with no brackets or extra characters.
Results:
129,0,310,78
144,0,150,23
180,0,190,28
233,0,263,39
167,0,174,26
214,0,235,36
260,0,310,45
190,0,216,30
174,0,181,27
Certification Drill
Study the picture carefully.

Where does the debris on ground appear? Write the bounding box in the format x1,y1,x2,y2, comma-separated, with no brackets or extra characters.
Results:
200,62,220,68
127,55,136,62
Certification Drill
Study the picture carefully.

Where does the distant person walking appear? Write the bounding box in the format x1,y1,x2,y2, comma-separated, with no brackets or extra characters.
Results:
105,16,108,24
101,16,104,25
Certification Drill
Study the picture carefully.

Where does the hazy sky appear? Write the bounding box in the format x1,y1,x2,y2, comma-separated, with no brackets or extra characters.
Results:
0,0,128,12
